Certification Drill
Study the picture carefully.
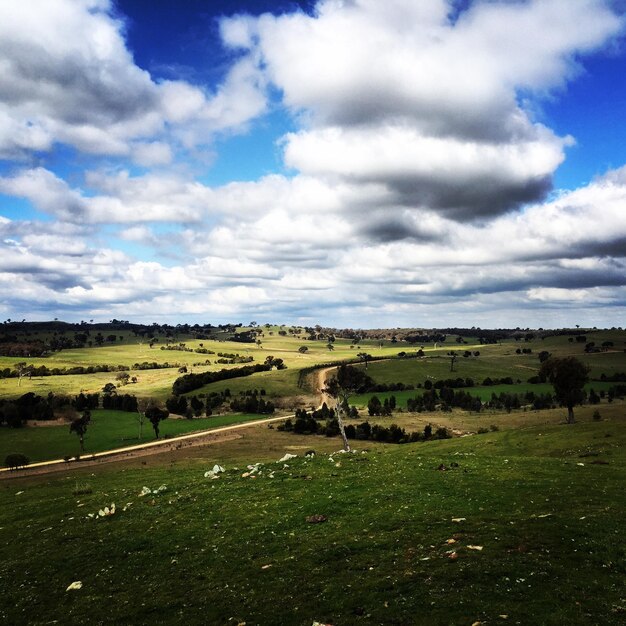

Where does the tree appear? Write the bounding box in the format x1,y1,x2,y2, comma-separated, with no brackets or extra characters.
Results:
15,362,32,387
145,404,169,439
137,398,152,440
69,410,91,453
5,453,29,470
102,382,117,394
298,346,308,354
357,352,371,369
324,364,373,451
539,356,589,424
538,351,551,363
367,395,382,416
116,372,130,385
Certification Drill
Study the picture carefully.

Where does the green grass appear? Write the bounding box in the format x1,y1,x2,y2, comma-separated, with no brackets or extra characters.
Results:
1,328,624,403
0,410,268,464
0,417,624,624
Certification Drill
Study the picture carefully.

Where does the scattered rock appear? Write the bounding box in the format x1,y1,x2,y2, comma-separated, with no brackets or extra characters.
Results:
306,514,328,524
66,581,83,591
204,464,225,478
278,453,298,463
98,504,116,517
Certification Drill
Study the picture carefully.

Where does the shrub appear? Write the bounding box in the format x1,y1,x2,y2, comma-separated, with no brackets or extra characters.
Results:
4,453,29,470
592,410,602,421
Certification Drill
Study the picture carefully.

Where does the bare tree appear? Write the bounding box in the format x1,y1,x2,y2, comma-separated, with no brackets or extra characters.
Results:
324,364,372,451
137,398,151,440
15,362,32,387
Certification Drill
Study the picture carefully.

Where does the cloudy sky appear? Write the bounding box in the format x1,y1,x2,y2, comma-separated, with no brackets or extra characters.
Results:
1,0,625,328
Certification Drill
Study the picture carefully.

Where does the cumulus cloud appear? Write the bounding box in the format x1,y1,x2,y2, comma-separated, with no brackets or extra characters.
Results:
0,0,625,326
0,0,268,160
224,0,622,219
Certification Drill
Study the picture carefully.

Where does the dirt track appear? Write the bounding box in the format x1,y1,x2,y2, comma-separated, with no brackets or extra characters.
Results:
0,415,290,479
314,366,336,408
2,363,346,480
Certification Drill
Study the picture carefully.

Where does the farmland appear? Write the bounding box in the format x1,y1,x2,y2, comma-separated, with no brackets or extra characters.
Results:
1,414,625,624
0,321,625,624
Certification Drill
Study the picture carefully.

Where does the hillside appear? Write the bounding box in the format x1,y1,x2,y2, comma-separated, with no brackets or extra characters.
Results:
1,416,625,625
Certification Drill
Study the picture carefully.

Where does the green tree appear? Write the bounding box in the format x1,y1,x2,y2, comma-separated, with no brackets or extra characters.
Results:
145,404,169,439
539,356,589,424
69,410,91,453
357,352,371,369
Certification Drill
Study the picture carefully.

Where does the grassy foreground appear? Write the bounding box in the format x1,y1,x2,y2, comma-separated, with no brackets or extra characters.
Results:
1,418,625,625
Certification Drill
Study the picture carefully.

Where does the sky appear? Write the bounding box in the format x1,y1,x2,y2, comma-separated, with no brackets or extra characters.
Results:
1,0,626,329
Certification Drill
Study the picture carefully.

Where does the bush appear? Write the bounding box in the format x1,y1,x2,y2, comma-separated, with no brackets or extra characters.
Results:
5,453,29,470
593,410,602,421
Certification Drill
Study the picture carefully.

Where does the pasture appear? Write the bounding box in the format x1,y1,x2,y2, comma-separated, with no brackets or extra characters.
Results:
1,415,624,625
0,409,267,464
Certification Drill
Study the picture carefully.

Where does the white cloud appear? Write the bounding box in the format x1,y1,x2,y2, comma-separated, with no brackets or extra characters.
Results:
223,0,623,218
0,168,87,221
0,0,269,161
0,0,625,326
132,142,173,167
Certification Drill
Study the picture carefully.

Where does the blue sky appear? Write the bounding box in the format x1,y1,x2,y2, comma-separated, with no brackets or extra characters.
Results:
0,0,625,328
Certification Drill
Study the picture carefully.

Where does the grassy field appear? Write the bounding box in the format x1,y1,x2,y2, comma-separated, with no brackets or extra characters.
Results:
1,327,624,403
1,413,624,624
0,410,268,463
344,398,625,435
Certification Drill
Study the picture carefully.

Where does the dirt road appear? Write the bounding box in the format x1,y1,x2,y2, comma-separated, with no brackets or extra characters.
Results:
0,414,290,479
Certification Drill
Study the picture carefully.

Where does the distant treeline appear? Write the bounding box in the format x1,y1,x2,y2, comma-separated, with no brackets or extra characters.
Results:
279,407,451,444
164,388,274,417
0,391,99,428
172,363,273,395
0,361,180,379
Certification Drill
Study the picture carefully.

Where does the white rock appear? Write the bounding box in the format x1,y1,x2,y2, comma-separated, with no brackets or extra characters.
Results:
66,581,83,591
277,453,298,463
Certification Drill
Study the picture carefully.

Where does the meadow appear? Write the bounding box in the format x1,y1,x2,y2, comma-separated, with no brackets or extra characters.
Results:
0,409,266,463
1,323,625,624
1,415,624,625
